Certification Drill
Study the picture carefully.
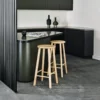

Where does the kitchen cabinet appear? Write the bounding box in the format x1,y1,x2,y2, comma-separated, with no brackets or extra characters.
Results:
17,0,73,10
64,28,94,58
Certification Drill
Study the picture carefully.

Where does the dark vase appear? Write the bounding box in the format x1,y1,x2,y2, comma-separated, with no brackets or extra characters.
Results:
46,15,51,28
53,17,58,28
22,31,26,38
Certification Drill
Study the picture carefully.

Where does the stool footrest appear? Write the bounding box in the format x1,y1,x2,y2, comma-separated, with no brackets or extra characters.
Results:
38,70,49,74
51,72,55,74
56,63,65,66
38,70,55,75
51,62,53,64
38,70,42,73
56,67,61,69
37,75,49,78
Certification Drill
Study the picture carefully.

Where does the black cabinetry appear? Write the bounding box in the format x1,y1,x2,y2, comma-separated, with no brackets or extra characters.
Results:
17,0,73,10
58,0,73,10
64,28,94,58
17,27,94,58
18,0,47,10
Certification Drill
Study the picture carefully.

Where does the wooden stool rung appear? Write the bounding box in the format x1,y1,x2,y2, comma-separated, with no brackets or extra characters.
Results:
37,75,49,78
51,72,55,75
56,63,65,66
56,67,61,69
37,70,42,73
38,70,49,74
43,71,49,73
51,62,53,64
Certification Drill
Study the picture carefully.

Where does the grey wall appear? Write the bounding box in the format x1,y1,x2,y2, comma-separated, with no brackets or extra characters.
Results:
0,0,17,92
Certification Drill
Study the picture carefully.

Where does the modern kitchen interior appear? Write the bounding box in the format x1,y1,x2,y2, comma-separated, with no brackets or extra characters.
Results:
0,0,100,100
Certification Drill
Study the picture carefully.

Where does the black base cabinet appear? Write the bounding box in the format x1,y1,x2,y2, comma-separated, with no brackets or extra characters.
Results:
64,28,94,58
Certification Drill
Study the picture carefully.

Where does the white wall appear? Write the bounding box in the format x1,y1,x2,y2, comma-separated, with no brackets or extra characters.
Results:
17,10,67,28
67,0,85,27
67,0,100,60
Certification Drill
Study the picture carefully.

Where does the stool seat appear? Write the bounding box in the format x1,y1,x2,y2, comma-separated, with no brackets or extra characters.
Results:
38,44,55,49
51,40,65,44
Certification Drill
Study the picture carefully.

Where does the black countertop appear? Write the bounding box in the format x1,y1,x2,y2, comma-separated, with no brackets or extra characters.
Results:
17,31,63,42
17,26,94,32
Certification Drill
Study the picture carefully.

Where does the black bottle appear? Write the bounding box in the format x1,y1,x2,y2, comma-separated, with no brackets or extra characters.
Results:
53,17,58,28
46,15,51,28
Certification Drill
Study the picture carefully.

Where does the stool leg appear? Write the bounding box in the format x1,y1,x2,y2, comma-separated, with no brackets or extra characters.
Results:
59,43,63,78
41,49,45,81
47,44,54,75
51,43,54,72
33,48,41,86
51,43,56,72
62,44,68,74
48,49,52,89
53,48,58,84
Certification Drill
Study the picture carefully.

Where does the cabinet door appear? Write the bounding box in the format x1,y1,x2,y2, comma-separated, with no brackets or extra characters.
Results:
65,29,84,56
17,0,47,9
32,0,47,9
17,0,73,10
59,0,73,10
47,0,60,10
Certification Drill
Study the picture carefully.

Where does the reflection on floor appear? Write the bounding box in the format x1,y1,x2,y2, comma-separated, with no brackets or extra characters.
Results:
17,55,100,100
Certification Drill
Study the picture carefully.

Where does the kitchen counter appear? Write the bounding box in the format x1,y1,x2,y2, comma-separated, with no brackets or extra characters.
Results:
17,31,62,42
17,26,93,32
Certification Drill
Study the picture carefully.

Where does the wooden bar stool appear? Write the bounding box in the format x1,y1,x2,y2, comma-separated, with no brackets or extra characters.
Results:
33,44,58,89
51,40,68,78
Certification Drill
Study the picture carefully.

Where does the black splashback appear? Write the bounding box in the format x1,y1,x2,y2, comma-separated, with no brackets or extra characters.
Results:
17,0,73,10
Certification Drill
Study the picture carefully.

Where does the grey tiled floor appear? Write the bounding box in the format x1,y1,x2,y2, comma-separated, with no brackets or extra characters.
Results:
17,55,100,100
0,81,19,100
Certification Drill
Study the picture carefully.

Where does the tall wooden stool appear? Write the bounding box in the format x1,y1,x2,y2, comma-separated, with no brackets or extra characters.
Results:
51,40,68,78
33,44,58,89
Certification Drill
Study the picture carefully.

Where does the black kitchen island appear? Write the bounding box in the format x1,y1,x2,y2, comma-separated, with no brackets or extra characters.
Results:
17,31,63,82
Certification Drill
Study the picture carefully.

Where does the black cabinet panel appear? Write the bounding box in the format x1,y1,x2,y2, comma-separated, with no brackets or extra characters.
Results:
65,29,84,56
17,0,73,10
59,0,73,10
18,0,47,9
64,29,94,58
47,0,60,10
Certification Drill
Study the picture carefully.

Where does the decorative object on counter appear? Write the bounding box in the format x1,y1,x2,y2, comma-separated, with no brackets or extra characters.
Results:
46,15,51,28
22,31,26,38
53,17,58,28
47,31,51,36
